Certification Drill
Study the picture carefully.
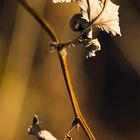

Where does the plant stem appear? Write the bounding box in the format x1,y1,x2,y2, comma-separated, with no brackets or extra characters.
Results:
19,0,96,140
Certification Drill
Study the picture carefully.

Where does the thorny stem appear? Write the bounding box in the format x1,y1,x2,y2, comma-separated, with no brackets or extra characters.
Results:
19,0,96,140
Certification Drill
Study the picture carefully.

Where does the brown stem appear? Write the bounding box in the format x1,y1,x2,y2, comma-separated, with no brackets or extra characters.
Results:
19,0,96,140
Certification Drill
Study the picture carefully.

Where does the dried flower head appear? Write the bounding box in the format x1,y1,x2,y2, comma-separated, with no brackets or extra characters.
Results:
28,115,57,140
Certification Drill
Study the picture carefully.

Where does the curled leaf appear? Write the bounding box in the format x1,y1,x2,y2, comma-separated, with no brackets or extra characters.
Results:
39,130,57,140
94,0,121,36
85,38,101,58
52,0,121,58
53,0,76,3
52,0,121,36
79,0,121,36
78,0,102,22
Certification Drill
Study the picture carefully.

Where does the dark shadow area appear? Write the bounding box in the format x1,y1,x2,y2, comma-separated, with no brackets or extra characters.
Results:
84,32,139,137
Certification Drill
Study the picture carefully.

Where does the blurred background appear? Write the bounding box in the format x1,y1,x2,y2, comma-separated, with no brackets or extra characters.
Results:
0,0,139,140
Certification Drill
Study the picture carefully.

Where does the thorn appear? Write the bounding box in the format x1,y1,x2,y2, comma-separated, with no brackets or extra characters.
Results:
64,117,80,140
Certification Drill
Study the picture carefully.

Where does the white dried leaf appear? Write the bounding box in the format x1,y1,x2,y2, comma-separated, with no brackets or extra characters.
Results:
53,0,76,3
39,130,57,140
86,27,93,39
78,0,102,22
79,0,121,36
94,0,121,36
52,0,121,36
86,38,101,58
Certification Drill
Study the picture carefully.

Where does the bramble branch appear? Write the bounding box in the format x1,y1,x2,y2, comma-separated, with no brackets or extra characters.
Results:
19,0,96,140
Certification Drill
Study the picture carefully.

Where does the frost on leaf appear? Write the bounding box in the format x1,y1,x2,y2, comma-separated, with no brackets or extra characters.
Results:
28,115,57,140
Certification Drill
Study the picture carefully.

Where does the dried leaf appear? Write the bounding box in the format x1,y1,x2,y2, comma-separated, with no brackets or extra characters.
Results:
52,0,76,3
85,38,101,58
94,0,121,36
52,0,121,36
39,130,57,140
79,0,121,36
78,0,102,21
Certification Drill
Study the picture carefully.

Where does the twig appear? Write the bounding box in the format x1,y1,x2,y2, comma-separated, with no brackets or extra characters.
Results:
19,0,96,140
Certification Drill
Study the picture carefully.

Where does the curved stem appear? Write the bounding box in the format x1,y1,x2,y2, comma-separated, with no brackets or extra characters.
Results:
19,0,96,140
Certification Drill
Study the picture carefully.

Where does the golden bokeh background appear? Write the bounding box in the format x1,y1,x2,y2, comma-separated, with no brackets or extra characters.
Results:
0,0,139,140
